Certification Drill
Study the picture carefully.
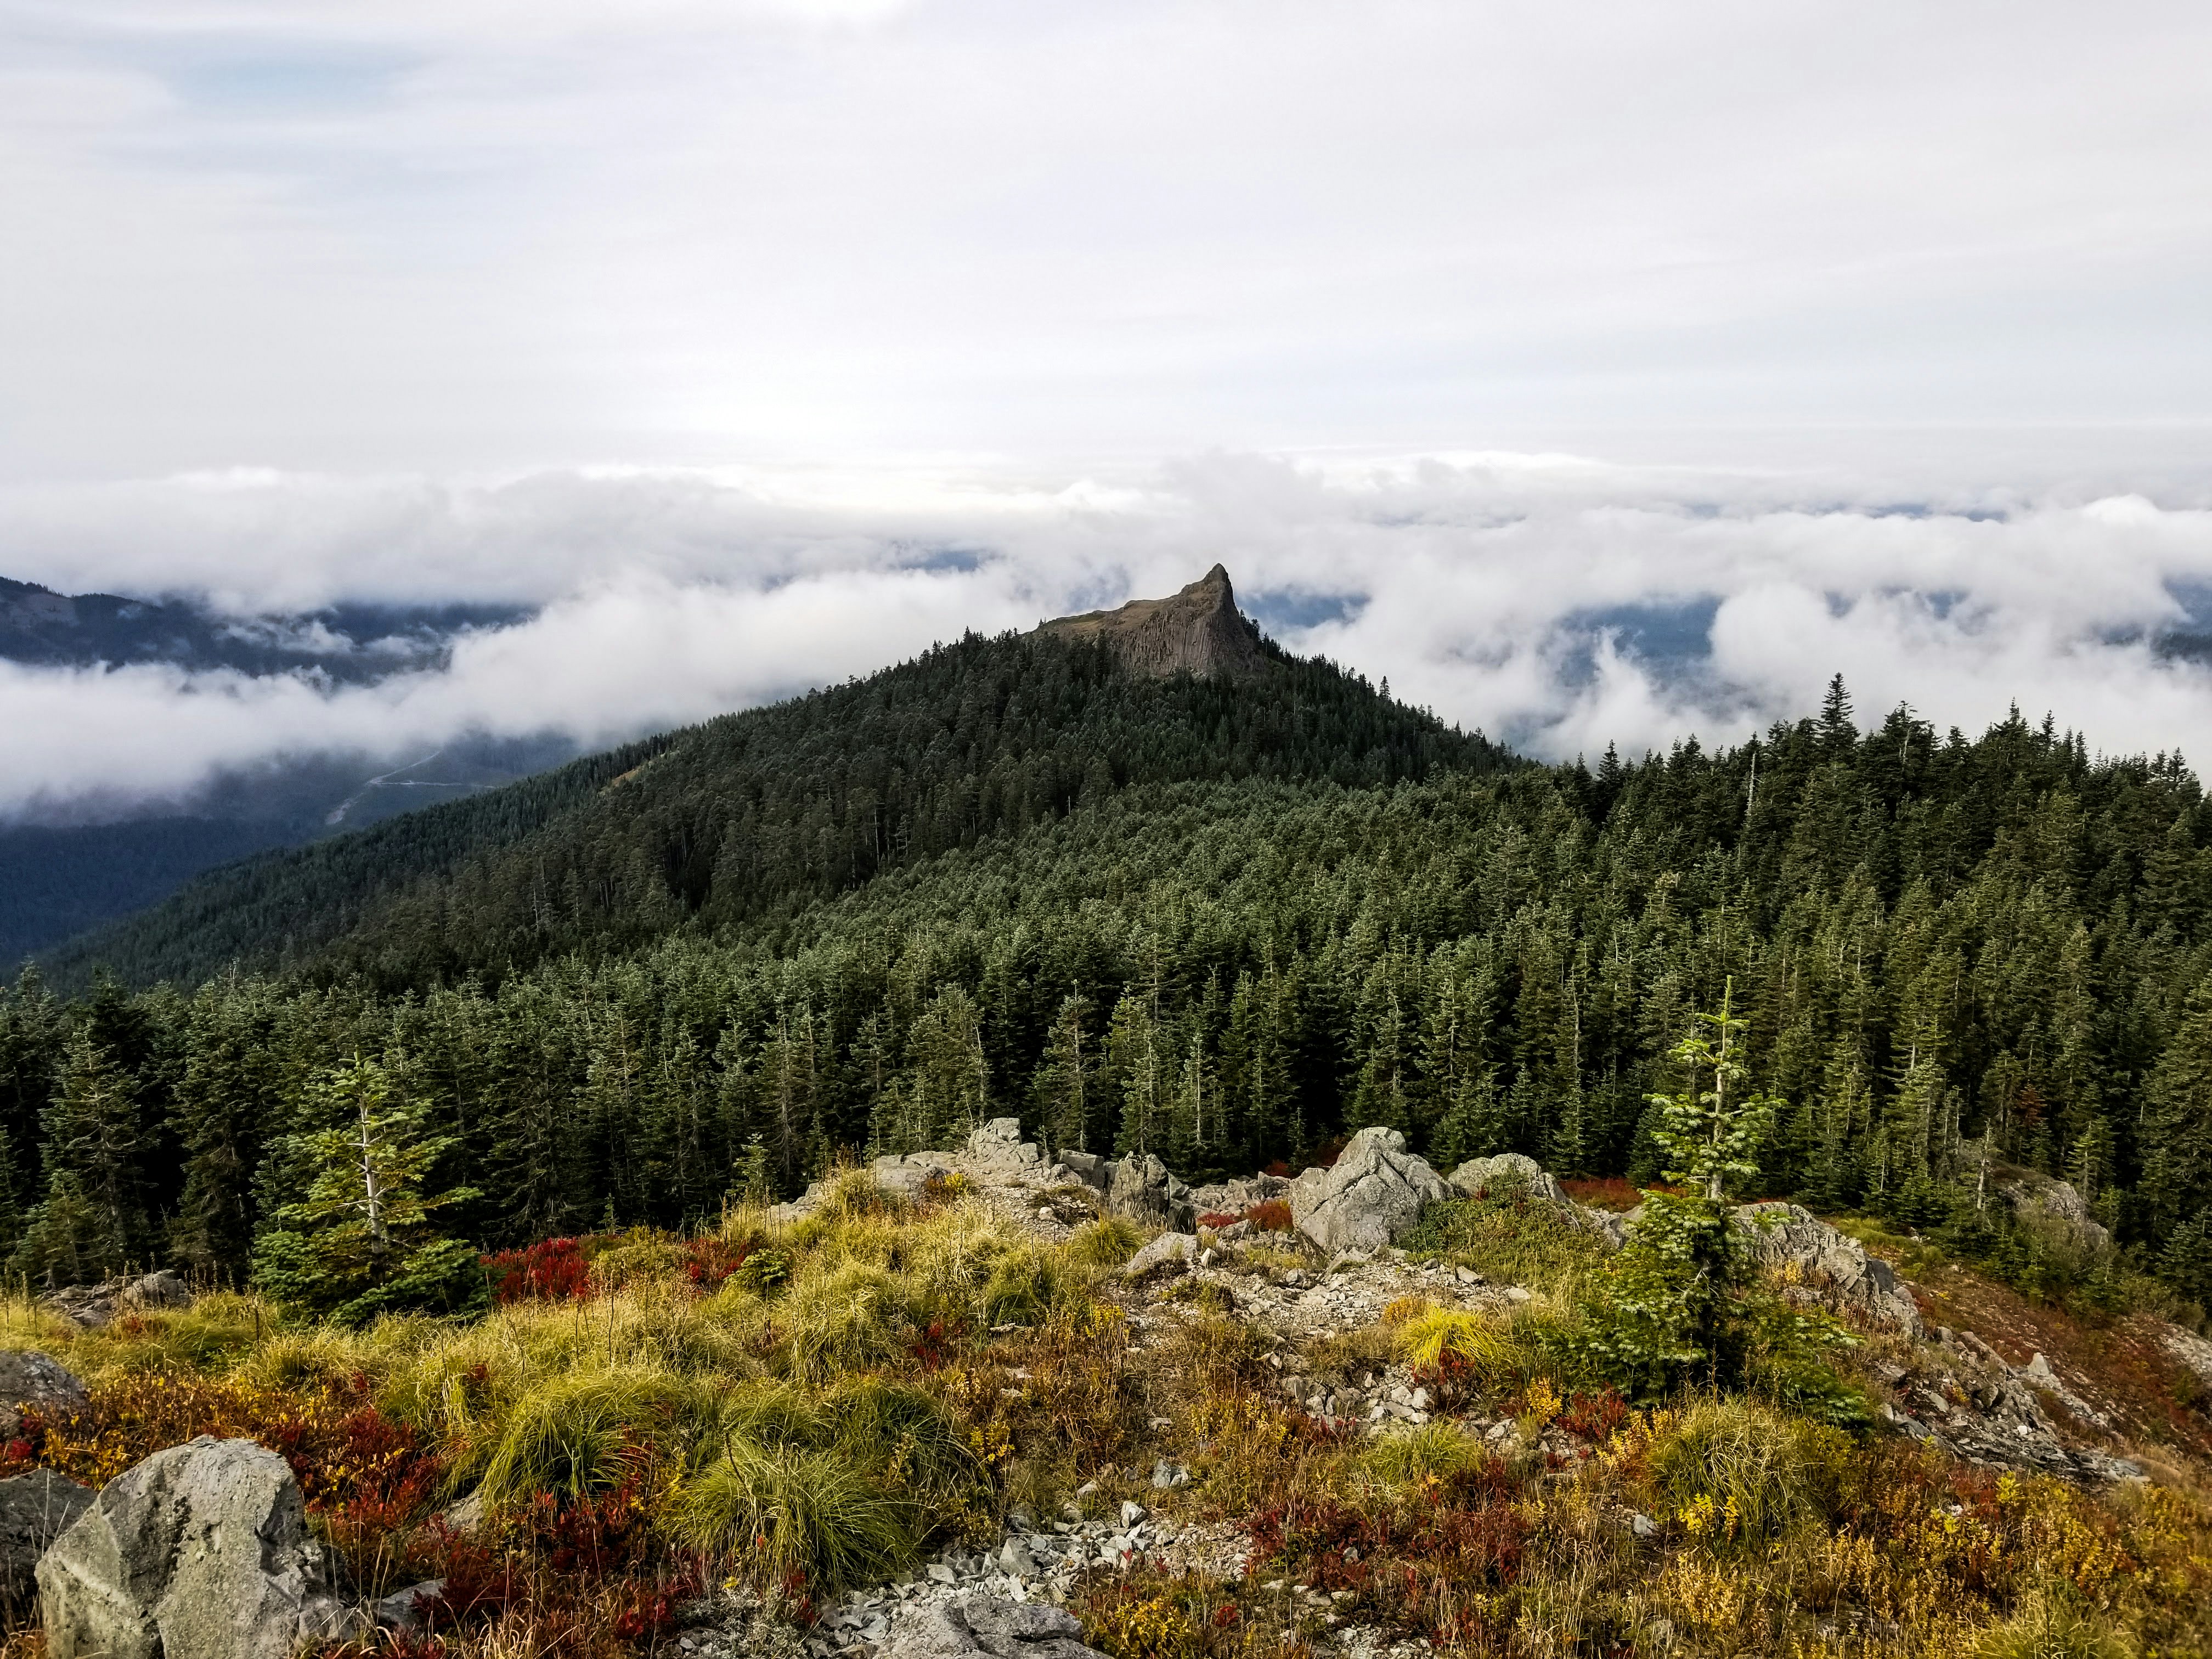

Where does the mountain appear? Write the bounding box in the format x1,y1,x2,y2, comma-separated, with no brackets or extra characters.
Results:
35,571,1503,989
0,575,578,962
1039,562,1271,679
13,568,2212,1319
0,574,526,682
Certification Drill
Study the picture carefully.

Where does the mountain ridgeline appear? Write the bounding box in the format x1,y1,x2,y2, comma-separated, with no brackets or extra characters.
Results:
8,569,2212,1312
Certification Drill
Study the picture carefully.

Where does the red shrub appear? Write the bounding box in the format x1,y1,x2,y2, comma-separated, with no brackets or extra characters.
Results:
680,1236,753,1291
1558,1177,1644,1213
1196,1211,1241,1230
483,1236,598,1305
1560,1389,1630,1443
909,1317,966,1371
1243,1200,1294,1233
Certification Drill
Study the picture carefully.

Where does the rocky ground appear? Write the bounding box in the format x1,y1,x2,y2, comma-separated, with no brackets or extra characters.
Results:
751,1121,2212,1659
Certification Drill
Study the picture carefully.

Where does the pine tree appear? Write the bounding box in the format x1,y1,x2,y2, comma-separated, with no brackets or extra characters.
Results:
252,1055,484,1324
1574,979,1781,1398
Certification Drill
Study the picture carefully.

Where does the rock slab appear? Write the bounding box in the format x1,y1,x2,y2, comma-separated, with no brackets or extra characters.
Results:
880,1592,1108,1659
1733,1202,1921,1335
0,1468,93,1624
37,1435,362,1659
1290,1127,1453,1255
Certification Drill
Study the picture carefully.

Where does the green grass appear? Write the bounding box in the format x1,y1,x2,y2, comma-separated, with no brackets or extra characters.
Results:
1400,1194,1608,1299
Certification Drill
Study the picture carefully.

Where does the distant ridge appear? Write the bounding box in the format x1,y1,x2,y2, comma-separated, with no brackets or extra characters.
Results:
1039,564,1269,679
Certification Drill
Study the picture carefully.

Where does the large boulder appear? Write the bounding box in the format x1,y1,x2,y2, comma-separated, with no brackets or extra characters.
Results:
0,1468,93,1624
37,1435,363,1659
1106,1154,1195,1233
1289,1127,1454,1255
0,1350,89,1440
880,1592,1107,1659
1732,1202,1921,1335
1448,1153,1570,1208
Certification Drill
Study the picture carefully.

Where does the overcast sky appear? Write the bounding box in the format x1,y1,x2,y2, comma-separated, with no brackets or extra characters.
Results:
3,0,2211,816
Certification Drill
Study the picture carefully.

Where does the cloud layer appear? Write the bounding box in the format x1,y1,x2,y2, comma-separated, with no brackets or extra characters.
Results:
5,451,2212,820
4,1,2210,475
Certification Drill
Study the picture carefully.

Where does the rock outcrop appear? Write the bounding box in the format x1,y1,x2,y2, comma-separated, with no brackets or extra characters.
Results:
1107,1154,1196,1233
43,1272,192,1331
1733,1201,1922,1335
2000,1177,2112,1252
0,1468,93,1623
0,1350,89,1438
878,1590,1108,1659
1449,1153,1570,1208
37,1435,363,1659
1037,566,1270,681
1289,1127,1454,1255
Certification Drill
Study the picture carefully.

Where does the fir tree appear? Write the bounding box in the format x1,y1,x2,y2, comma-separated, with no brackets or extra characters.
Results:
252,1055,484,1324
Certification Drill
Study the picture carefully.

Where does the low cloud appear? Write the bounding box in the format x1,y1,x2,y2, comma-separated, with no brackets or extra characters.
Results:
3,451,2212,821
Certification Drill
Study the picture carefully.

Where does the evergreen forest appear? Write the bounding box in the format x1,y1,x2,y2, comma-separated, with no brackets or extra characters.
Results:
8,625,2212,1313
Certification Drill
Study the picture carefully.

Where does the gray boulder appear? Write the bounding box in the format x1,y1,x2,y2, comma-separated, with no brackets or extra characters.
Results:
966,1119,1045,1175
1448,1153,1570,1207
1056,1149,1109,1192
2001,1178,2112,1252
1121,1232,1198,1279
1289,1127,1454,1255
0,1350,89,1439
1107,1154,1195,1232
37,1435,364,1659
880,1592,1107,1659
1731,1202,1921,1335
0,1468,93,1623
118,1272,191,1313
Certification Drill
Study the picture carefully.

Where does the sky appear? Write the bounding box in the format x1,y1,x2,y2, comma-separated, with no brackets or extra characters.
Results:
3,0,2211,819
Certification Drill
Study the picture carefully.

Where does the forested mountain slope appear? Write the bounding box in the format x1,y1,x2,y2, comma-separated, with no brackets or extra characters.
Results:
42,608,1497,992
6,574,2212,1316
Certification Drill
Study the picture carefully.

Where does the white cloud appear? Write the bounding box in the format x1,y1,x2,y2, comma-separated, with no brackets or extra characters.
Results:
5,452,2212,820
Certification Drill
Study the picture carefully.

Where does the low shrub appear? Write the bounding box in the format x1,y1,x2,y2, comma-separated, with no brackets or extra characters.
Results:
483,1235,600,1305
1644,1398,1846,1548
1401,1193,1607,1297
1396,1308,1528,1391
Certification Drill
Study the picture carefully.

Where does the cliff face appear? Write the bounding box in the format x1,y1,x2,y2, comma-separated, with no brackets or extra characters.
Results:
1039,564,1270,679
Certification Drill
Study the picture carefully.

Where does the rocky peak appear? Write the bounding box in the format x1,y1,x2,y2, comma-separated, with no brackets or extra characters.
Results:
1039,564,1270,680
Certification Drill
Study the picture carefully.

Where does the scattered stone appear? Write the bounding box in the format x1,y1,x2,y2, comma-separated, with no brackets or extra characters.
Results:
1119,1500,1147,1526
0,1467,94,1623
1150,1460,1190,1490
1289,1128,1454,1255
1625,1511,1659,1539
0,1348,89,1438
38,1435,365,1659
878,1592,1106,1659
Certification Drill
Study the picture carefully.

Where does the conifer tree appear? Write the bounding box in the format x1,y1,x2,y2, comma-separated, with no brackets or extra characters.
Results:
252,1055,484,1324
